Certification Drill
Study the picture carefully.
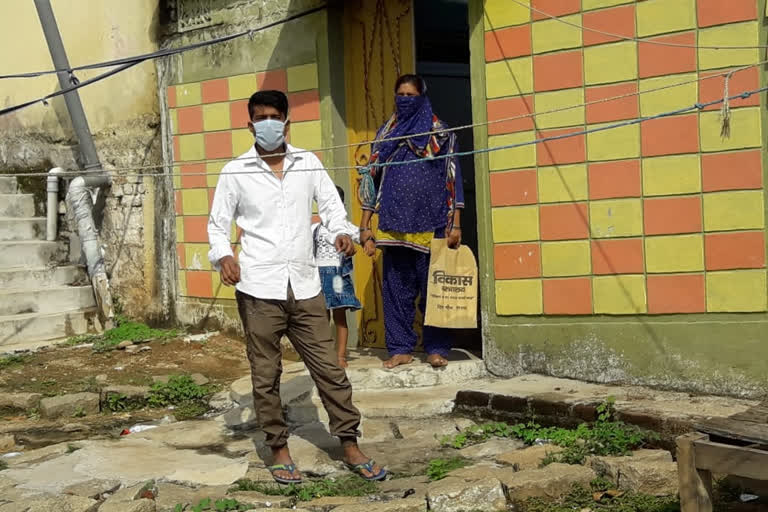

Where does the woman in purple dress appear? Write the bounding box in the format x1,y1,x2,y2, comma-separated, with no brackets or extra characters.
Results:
358,74,464,369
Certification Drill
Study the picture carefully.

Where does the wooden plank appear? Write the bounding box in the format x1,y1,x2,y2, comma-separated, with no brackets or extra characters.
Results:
696,417,768,445
693,440,768,480
677,433,714,512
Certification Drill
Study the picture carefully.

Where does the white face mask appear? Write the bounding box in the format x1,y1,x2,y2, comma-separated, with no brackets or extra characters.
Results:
252,119,286,151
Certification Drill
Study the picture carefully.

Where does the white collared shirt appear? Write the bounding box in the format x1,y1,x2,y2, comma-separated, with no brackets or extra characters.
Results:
207,144,354,301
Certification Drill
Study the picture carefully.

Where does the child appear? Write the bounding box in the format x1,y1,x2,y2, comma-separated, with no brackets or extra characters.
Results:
312,186,362,368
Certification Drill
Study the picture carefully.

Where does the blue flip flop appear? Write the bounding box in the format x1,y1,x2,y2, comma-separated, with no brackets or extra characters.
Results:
268,463,302,485
346,459,387,481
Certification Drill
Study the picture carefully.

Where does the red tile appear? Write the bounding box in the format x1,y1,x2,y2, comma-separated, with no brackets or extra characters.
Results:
257,69,288,92
186,271,213,298
537,128,586,166
176,243,185,269
699,67,760,112
167,86,177,108
201,78,229,104
172,136,181,163
591,239,644,275
487,96,535,135
697,0,757,28
534,50,583,92
583,5,635,46
288,90,321,122
177,106,203,134
490,170,538,206
705,231,766,270
494,243,541,279
588,160,641,199
641,115,699,157
183,216,210,243
639,32,696,79
485,25,532,62
531,0,580,21
540,202,589,241
204,131,233,160
585,82,639,124
647,274,705,314
702,150,762,192
543,278,592,315
230,99,251,129
174,190,183,215
208,188,216,210
181,163,207,189
644,196,702,235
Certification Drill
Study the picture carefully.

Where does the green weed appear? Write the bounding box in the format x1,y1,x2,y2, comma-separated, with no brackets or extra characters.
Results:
86,315,179,353
185,497,251,511
426,457,470,481
230,475,377,501
0,354,29,369
105,393,128,412
66,443,81,454
146,375,210,419
521,483,679,512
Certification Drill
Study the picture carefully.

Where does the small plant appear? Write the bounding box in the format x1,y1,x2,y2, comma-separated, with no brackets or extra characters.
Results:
186,497,251,511
0,354,29,369
426,457,470,481
230,476,377,501
147,375,209,407
90,315,179,353
72,406,86,418
66,443,81,453
63,333,100,347
105,393,128,412
520,483,680,512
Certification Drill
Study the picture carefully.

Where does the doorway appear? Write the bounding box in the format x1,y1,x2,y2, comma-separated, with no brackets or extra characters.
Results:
414,0,482,354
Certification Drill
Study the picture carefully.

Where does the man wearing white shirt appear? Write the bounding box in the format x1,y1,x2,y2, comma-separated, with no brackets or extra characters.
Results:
208,90,385,484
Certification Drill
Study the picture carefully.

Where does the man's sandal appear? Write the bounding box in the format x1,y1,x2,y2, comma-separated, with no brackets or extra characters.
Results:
268,463,302,485
346,459,387,481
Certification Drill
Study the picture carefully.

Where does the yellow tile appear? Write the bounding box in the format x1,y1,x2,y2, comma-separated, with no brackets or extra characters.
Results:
206,161,225,189
642,155,701,196
645,234,704,273
170,109,179,135
703,191,764,231
181,189,209,216
492,206,539,242
534,88,585,129
542,241,591,277
584,42,638,85
582,0,633,10
488,131,536,171
587,123,640,161
290,121,322,150
699,22,760,70
176,216,184,243
486,58,533,98
639,74,697,117
212,272,237,300
202,103,231,132
228,73,258,100
593,275,647,314
177,270,187,296
495,279,543,315
637,0,696,38
287,63,319,92
232,128,254,156
707,270,767,312
484,0,530,30
700,108,762,152
532,15,582,54
589,199,643,238
178,134,205,162
172,165,181,189
176,83,201,107
538,164,588,203
184,243,212,271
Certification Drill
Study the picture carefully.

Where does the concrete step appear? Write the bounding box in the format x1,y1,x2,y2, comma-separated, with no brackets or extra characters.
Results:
0,217,45,241
0,265,87,289
0,286,95,316
0,194,34,217
0,308,97,351
0,177,18,194
0,241,59,267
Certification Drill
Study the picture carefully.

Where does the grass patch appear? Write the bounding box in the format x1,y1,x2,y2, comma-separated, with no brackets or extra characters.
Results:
66,443,81,454
441,399,657,465
0,354,29,370
521,481,679,512
0,460,7,471
426,457,471,481
147,375,210,420
64,315,179,353
182,497,252,511
230,475,377,502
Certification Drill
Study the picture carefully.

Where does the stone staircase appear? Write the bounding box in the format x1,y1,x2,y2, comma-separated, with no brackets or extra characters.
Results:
0,176,97,353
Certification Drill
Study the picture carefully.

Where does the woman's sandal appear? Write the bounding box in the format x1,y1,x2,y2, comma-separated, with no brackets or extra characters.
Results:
346,459,388,481
268,463,302,485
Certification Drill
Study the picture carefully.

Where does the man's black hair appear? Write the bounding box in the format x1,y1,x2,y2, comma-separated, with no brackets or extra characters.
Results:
247,90,289,120
335,186,345,203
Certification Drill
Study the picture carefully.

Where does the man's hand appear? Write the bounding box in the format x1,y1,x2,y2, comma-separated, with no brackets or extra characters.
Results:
335,234,356,257
218,255,241,286
446,226,462,249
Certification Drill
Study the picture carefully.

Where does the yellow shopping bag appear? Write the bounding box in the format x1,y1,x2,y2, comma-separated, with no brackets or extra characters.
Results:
424,238,478,329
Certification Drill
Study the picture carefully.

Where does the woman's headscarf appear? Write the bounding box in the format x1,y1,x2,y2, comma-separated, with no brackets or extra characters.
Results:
370,95,435,164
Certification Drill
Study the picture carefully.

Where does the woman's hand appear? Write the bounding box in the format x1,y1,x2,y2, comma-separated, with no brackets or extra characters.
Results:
446,226,462,249
362,238,376,257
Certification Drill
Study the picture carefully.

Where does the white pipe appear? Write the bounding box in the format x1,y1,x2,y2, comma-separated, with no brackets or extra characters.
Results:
46,167,63,241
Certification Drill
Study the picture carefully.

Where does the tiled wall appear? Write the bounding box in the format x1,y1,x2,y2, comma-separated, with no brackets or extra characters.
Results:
483,0,766,316
169,63,322,300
